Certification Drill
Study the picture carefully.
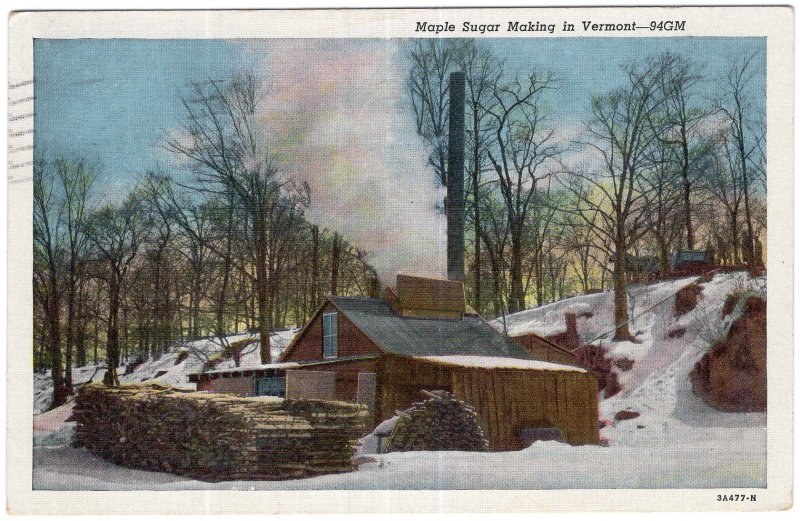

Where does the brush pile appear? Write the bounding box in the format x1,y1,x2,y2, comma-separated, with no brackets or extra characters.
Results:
383,391,488,452
72,383,369,481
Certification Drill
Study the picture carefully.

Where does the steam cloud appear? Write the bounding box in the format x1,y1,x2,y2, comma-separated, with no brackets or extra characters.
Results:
246,40,446,286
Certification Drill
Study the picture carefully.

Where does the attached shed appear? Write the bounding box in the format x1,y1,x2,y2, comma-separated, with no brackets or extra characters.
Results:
376,353,599,450
191,362,299,397
188,356,378,403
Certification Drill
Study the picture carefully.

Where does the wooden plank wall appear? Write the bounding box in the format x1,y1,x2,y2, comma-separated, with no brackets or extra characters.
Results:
375,355,453,424
512,333,579,366
377,354,599,450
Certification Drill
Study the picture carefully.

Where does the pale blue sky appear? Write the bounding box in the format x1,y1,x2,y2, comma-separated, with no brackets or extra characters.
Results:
34,37,766,191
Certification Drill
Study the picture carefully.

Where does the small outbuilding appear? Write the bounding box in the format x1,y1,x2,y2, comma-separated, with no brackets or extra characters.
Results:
376,353,598,449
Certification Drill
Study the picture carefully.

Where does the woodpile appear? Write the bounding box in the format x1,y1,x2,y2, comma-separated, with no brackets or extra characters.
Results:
384,391,488,452
72,383,369,481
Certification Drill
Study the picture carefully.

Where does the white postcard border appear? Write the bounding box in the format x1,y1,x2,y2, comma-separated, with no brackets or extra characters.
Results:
6,7,794,513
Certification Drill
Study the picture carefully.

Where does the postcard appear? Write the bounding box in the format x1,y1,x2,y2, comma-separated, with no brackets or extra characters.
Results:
6,6,793,513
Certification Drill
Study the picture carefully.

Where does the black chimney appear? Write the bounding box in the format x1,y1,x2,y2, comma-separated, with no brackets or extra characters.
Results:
446,71,466,282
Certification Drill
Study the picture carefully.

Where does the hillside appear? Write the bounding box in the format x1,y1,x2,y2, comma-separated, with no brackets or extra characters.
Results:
34,329,298,415
493,270,767,448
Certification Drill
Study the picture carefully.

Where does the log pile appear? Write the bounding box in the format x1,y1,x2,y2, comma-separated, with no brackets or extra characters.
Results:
384,391,488,452
72,383,369,481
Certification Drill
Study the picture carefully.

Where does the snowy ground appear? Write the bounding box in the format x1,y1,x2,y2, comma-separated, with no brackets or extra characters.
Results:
33,272,767,490
34,328,299,414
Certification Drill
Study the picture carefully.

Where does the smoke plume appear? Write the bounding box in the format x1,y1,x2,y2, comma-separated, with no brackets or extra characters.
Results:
246,39,446,286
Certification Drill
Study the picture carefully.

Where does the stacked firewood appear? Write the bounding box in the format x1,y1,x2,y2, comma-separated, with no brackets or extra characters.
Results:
72,383,369,481
384,391,488,452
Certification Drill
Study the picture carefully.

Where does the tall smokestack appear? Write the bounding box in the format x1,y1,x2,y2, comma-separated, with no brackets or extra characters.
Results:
446,71,466,282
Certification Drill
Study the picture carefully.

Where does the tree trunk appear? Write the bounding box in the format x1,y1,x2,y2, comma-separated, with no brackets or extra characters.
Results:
733,101,756,265
742,177,755,265
534,248,544,307
64,263,76,395
93,312,99,366
47,277,67,407
473,206,482,313
612,242,633,341
104,273,121,386
216,197,235,336
190,273,200,338
122,306,129,363
471,103,482,313
256,230,272,364
64,297,75,395
75,279,87,367
658,239,670,273
729,212,741,265
508,228,524,313
680,137,695,249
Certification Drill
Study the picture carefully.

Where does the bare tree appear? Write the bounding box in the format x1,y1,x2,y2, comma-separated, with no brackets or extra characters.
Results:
485,70,563,313
88,191,146,385
165,73,308,363
715,52,764,265
477,194,511,317
55,159,96,387
641,142,686,271
656,53,708,249
707,129,746,264
408,39,460,187
459,41,501,313
523,189,562,306
564,55,672,340
33,156,68,406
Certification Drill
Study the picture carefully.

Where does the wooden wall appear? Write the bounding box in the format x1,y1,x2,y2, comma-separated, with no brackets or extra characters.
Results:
285,369,336,400
376,354,599,450
512,333,579,366
295,359,378,402
196,375,254,396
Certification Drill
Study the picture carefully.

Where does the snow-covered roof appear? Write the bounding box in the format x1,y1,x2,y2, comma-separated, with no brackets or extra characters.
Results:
188,354,381,381
420,355,586,373
201,361,300,375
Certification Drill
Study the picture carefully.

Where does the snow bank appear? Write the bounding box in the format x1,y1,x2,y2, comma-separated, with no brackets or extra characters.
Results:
34,328,300,414
355,414,400,458
33,402,76,447
33,431,765,490
493,271,767,461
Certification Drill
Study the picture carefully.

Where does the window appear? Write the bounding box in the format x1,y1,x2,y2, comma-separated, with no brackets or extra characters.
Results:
322,312,338,358
255,375,286,397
